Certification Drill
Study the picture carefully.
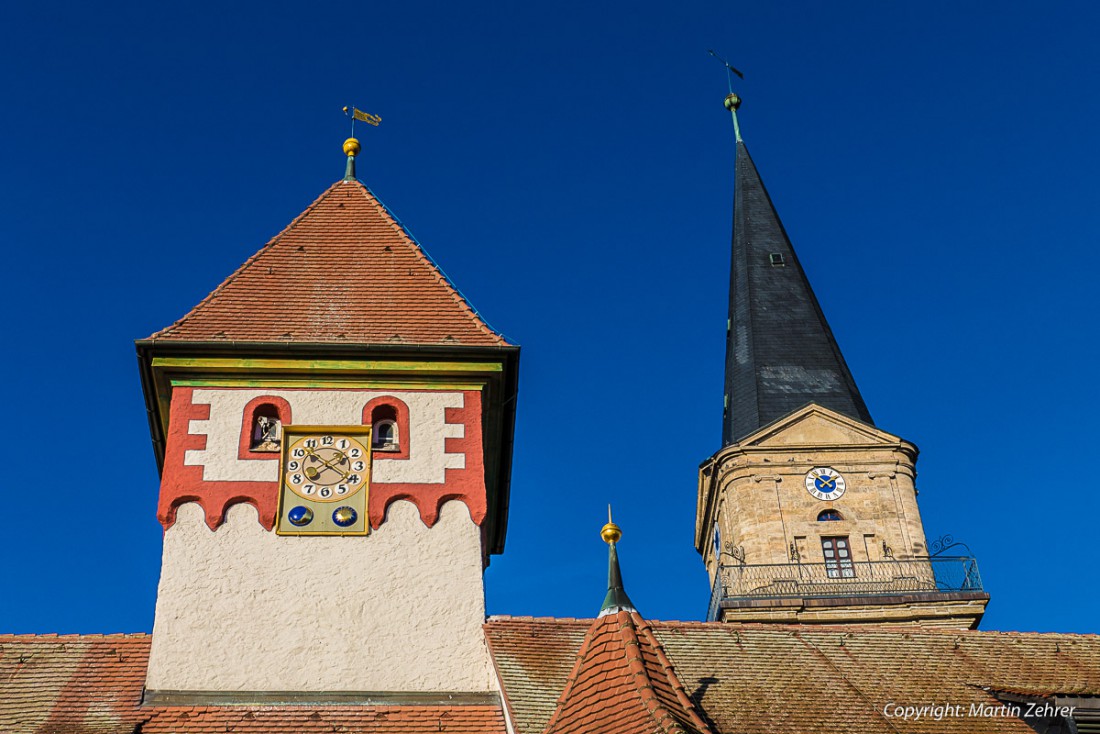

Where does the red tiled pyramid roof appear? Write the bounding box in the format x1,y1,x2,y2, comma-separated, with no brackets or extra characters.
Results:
486,618,1100,734
538,611,714,734
148,179,510,347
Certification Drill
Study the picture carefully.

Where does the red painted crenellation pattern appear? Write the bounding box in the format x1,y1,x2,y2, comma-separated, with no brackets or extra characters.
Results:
157,387,486,531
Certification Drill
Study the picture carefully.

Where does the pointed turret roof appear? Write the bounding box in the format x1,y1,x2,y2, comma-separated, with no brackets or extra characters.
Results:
538,517,710,734
149,178,511,347
598,518,636,617
541,610,714,734
722,137,872,445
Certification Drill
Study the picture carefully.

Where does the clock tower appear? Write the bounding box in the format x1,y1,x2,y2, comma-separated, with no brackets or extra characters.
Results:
695,94,988,628
136,136,519,699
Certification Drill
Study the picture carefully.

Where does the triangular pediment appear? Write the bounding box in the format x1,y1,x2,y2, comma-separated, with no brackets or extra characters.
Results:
740,403,903,448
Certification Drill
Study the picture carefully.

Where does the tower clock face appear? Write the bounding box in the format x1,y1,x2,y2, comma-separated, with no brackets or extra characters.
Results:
285,434,368,502
276,426,371,536
805,467,846,501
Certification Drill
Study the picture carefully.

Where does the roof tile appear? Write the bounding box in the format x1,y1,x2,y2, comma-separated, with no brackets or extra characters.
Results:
0,634,507,734
149,179,510,347
539,611,713,734
486,619,1100,734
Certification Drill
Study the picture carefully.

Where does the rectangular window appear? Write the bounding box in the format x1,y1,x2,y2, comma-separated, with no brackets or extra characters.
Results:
822,537,855,579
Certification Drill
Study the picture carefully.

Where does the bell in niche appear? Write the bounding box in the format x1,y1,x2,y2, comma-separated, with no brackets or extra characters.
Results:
251,410,282,452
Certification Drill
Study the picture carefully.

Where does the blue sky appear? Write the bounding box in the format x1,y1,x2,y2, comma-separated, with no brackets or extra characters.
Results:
1,1,1097,635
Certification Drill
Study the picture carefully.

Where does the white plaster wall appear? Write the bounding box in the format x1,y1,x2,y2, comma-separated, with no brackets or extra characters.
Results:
146,499,493,693
183,389,465,483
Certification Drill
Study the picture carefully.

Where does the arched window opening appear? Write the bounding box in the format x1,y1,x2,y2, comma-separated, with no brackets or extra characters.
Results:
250,403,282,452
371,404,400,452
817,509,843,522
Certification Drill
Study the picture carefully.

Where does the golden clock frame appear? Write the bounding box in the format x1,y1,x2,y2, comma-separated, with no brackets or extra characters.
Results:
275,424,373,537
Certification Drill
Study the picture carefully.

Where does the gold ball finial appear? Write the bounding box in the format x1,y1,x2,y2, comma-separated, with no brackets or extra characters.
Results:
600,521,622,544
724,93,741,111
600,505,622,544
343,137,361,157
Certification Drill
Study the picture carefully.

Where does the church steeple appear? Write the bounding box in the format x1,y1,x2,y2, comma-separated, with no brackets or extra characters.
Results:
722,98,872,445
697,93,988,629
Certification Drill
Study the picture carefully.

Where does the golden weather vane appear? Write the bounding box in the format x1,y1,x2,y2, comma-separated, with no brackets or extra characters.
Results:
343,105,382,135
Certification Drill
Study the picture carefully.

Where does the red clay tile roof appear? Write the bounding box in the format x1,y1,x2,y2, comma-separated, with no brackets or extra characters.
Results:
485,618,1100,734
0,634,507,734
10,623,1100,734
148,179,511,347
140,705,508,733
540,611,713,734
0,634,150,734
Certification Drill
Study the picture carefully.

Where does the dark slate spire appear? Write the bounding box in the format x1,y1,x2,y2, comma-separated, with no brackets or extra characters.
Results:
722,106,873,445
598,511,636,617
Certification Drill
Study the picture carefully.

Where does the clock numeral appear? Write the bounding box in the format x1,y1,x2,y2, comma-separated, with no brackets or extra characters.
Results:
336,483,349,495
322,435,334,446
287,460,300,471
349,447,362,458
347,473,362,484
292,448,306,458
305,438,318,449
337,438,349,449
319,486,333,499
352,461,365,471
290,473,303,485
302,484,315,495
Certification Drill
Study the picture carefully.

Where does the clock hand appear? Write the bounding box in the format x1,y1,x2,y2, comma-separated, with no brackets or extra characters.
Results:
303,449,352,481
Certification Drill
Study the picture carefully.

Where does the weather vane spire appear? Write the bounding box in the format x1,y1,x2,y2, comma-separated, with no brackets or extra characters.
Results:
707,50,744,143
341,105,382,181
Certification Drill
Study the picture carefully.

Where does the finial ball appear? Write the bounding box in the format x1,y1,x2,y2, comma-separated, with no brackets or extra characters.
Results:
724,93,741,111
600,521,622,544
343,137,361,157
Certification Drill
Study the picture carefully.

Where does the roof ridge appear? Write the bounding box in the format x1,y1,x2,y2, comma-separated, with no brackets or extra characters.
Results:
632,615,715,734
358,181,511,345
620,612,714,734
151,180,344,340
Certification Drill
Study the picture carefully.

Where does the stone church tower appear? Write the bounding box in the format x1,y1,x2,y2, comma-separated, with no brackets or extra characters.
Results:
135,137,519,700
695,95,989,628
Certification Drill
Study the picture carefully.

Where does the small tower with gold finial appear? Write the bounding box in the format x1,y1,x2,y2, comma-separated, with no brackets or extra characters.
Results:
598,506,636,617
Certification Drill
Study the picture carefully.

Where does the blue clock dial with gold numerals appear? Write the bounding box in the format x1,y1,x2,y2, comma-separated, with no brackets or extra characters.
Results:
805,467,846,501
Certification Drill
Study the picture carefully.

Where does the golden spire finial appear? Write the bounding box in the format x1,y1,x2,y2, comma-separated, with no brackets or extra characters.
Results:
341,105,382,181
600,504,622,544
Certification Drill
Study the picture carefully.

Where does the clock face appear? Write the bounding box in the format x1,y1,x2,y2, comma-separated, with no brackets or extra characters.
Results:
276,426,371,536
805,467,846,501
285,434,369,503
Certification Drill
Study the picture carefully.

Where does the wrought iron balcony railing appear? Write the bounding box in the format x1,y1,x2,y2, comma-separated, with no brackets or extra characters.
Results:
707,556,984,622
